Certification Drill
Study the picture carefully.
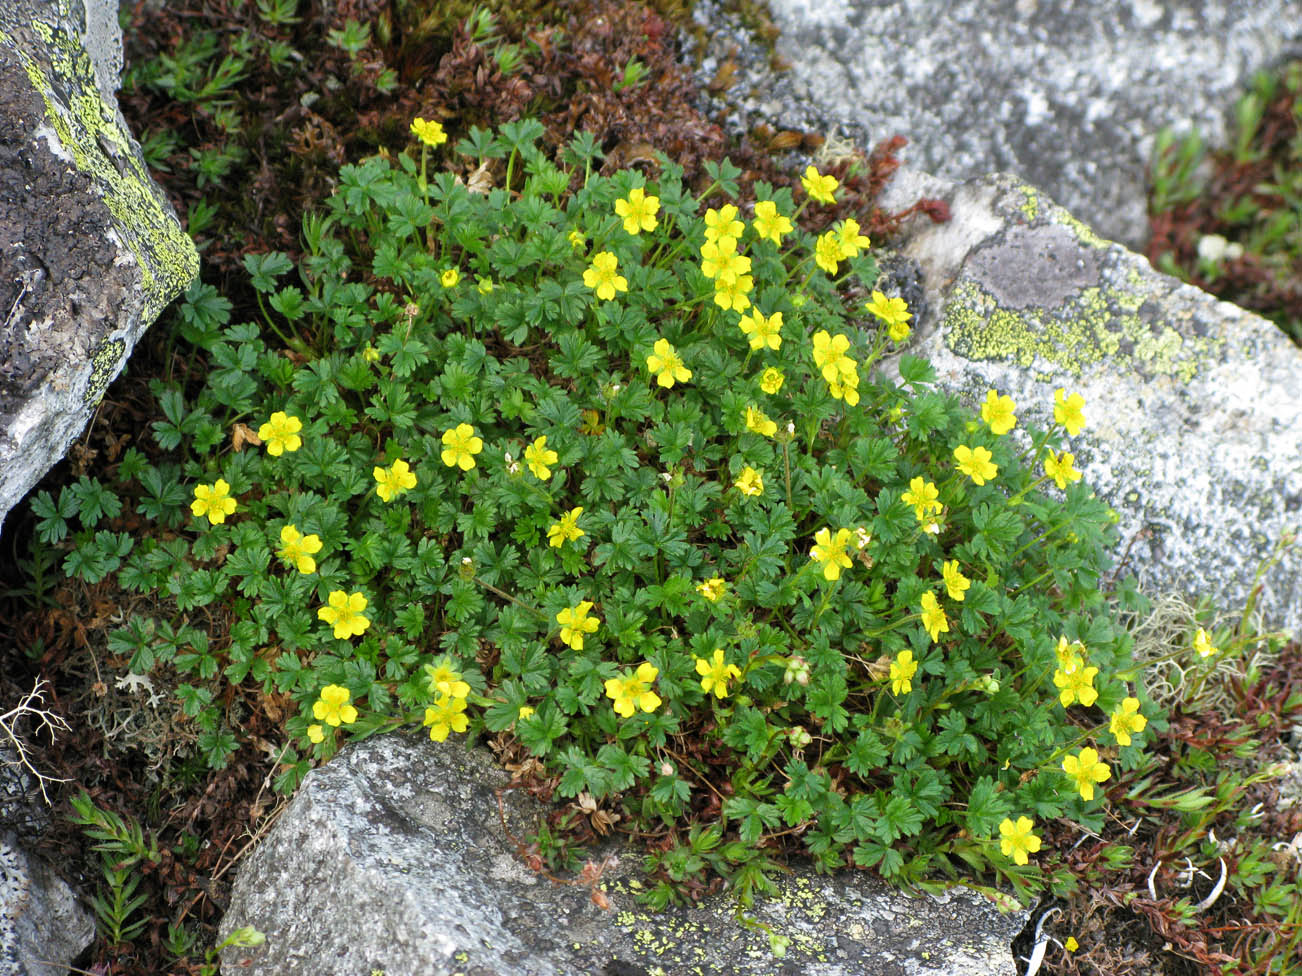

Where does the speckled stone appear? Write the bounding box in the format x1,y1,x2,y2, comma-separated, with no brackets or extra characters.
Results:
876,167,1302,636
0,832,95,976
220,733,1025,976
694,0,1302,250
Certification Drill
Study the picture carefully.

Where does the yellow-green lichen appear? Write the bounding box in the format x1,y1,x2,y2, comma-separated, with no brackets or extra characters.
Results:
1050,202,1110,249
1018,185,1039,221
85,337,126,405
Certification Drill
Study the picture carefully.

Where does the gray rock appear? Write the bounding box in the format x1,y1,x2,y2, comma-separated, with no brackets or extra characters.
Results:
0,0,198,532
0,833,96,976
220,734,1025,975
695,0,1302,249
876,167,1302,637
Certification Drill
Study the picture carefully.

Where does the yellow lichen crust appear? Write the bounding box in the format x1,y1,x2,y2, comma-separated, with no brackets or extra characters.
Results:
85,337,126,405
0,4,198,320
1017,185,1038,221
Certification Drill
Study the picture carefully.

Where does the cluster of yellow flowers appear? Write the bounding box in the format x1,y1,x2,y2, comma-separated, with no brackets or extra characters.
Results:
306,684,358,744
423,658,471,742
811,330,860,405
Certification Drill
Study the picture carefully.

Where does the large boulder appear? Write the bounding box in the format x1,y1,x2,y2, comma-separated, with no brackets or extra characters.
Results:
0,0,198,532
219,733,1025,975
876,167,1302,637
700,0,1302,249
0,832,96,976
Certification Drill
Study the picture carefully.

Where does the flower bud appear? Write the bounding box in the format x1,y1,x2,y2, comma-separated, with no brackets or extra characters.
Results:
788,726,812,748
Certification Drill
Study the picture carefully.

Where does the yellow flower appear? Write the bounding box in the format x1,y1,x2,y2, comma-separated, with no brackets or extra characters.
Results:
604,662,661,717
583,251,628,301
998,816,1042,866
920,591,949,642
801,164,838,204
814,231,844,273
423,659,471,700
1054,388,1087,436
646,338,692,388
1193,627,1217,658
615,186,660,234
1065,937,1079,953
744,405,777,437
890,649,918,695
695,649,742,699
423,695,469,742
517,706,535,720
191,479,238,525
954,445,998,485
524,435,558,480
1044,450,1082,489
826,370,860,406
440,423,483,470
810,527,854,581
312,684,358,727
1055,636,1086,672
712,274,753,312
258,411,303,456
703,204,744,248
734,466,764,497
556,601,599,650
760,367,785,394
696,577,727,602
865,290,911,334
1062,747,1111,801
440,268,460,288
362,344,380,363
318,591,371,640
1054,661,1100,707
567,229,586,249
547,507,585,548
373,457,418,502
307,723,325,744
1109,697,1148,746
901,476,941,521
752,200,793,244
410,117,448,147
737,309,782,350
941,560,970,601
981,390,1017,435
699,238,740,281
278,524,323,574
836,218,871,257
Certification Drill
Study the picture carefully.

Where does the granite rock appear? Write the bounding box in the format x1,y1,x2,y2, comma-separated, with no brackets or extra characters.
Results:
220,733,1025,976
0,0,198,532
0,832,95,976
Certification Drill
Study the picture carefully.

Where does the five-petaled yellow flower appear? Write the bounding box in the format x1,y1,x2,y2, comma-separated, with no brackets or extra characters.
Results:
423,696,469,742
890,649,918,695
605,662,662,717
424,659,471,699
865,290,911,342
278,524,323,574
801,165,838,204
318,590,371,640
1062,747,1111,801
811,330,853,383
814,232,844,273
941,560,970,601
441,268,460,288
920,592,949,642
695,649,742,699
713,274,753,312
700,239,750,283
524,436,558,480
646,338,691,388
313,684,358,727
1044,450,1082,489
752,200,793,244
1193,627,1217,658
811,527,854,581
307,723,325,744
583,251,628,301
441,424,483,470
615,186,660,235
999,816,1042,866
556,601,599,650
191,479,237,525
547,507,585,548
738,309,783,350
981,390,1017,435
1054,660,1100,708
374,457,417,502
704,205,745,248
760,367,785,394
410,117,447,146
697,577,727,602
836,218,871,257
1054,388,1087,436
1109,697,1147,746
735,466,764,497
744,405,777,437
901,476,941,522
954,445,998,485
259,412,303,456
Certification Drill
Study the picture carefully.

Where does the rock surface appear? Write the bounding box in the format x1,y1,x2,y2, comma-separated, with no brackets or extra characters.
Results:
0,0,198,532
875,167,1302,636
0,832,95,976
220,734,1025,976
696,0,1302,249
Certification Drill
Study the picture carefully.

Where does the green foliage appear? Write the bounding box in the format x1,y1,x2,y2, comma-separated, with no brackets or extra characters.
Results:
60,123,1149,904
68,792,161,945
